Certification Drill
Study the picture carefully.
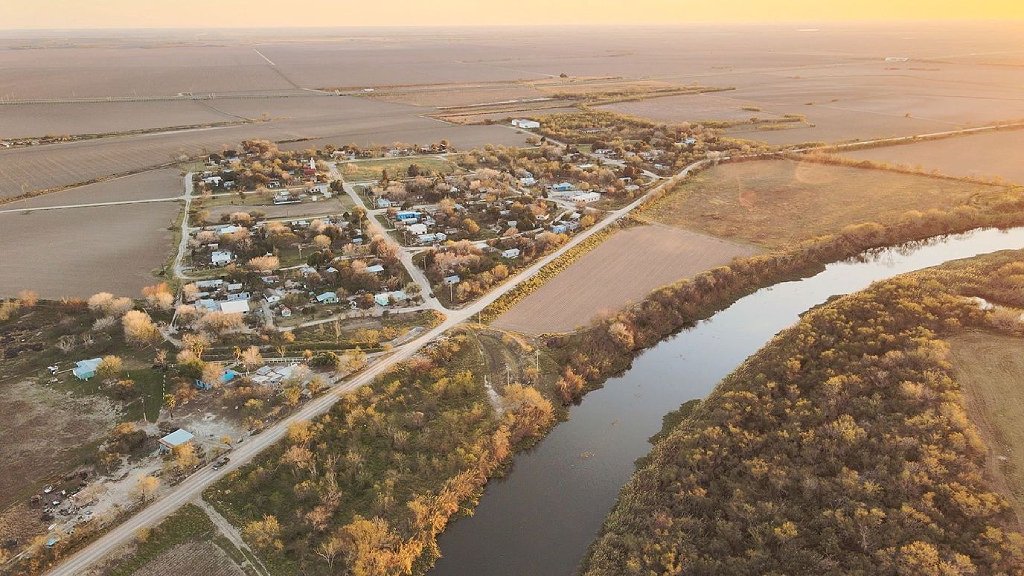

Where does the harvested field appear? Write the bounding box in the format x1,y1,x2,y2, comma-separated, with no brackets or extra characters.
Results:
0,112,527,199
0,100,236,139
2,168,182,209
0,202,178,298
493,225,758,334
644,159,1005,248
0,379,117,510
840,130,1024,184
949,331,1024,524
129,541,245,576
599,92,784,124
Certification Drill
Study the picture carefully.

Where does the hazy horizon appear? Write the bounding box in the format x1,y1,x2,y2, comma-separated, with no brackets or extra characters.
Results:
4,0,1024,29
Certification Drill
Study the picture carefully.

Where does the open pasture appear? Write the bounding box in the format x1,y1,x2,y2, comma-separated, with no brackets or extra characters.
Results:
644,159,1005,248
0,202,177,298
949,331,1024,522
840,129,1024,184
492,225,758,334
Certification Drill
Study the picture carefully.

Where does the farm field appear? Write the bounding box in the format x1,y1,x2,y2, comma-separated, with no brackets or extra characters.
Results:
128,541,246,576
598,92,784,124
2,168,182,209
643,159,1005,248
0,98,529,198
0,202,178,298
0,100,237,139
949,331,1024,522
840,130,1024,184
492,225,758,334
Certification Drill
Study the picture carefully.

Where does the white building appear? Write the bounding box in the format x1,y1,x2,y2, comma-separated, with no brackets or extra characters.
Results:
219,300,250,315
211,251,233,266
502,248,521,259
511,119,541,130
570,191,602,204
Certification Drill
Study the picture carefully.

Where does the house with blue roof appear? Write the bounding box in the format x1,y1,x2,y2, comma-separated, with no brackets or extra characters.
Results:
73,358,103,381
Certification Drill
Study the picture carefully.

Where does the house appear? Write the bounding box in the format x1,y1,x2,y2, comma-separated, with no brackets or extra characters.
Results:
219,300,250,315
211,251,233,266
159,429,194,453
310,183,330,197
196,279,224,290
511,119,541,130
502,248,521,259
196,369,239,390
395,211,421,222
570,191,602,204
316,292,340,304
280,307,292,318
365,264,385,274
73,358,103,381
417,233,447,245
406,223,428,235
202,175,222,186
443,275,461,286
551,224,568,234
227,283,244,292
376,198,392,209
252,363,303,387
374,290,408,307
226,292,250,302
519,177,537,187
551,182,575,193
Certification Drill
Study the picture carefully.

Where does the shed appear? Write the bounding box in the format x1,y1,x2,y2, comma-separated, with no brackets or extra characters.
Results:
159,429,194,452
502,248,521,259
365,264,385,274
511,119,541,129
406,223,428,235
73,358,103,381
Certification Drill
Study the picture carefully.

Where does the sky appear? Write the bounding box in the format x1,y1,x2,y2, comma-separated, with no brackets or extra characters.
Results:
4,0,1024,29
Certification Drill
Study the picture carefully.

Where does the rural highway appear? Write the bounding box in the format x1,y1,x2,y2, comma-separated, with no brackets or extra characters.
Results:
45,156,708,576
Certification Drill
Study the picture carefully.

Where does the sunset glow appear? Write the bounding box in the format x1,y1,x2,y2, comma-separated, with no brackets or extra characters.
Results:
5,0,1024,29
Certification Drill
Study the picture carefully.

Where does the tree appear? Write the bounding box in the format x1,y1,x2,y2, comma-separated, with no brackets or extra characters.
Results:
343,348,367,373
312,234,332,250
97,355,124,380
198,311,245,335
134,475,160,503
171,443,199,471
201,362,226,388
17,290,38,307
240,346,264,373
123,310,161,346
502,383,555,443
142,283,174,310
163,393,177,416
243,515,283,551
316,535,343,570
555,367,586,405
248,255,280,272
463,217,481,235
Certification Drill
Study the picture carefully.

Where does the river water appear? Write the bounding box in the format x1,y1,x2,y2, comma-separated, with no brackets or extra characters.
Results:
430,227,1024,576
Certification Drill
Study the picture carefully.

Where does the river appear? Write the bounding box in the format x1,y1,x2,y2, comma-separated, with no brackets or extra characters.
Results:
430,227,1024,576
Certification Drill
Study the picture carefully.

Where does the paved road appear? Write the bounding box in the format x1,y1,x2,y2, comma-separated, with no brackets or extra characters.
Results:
44,155,708,576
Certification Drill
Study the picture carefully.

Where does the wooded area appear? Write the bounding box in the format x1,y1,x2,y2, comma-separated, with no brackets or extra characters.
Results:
584,252,1024,575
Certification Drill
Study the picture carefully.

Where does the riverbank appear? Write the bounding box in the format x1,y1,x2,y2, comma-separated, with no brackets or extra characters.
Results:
583,250,1024,575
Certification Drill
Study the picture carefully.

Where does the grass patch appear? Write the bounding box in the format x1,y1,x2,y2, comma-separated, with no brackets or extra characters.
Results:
340,156,457,183
642,158,1009,249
